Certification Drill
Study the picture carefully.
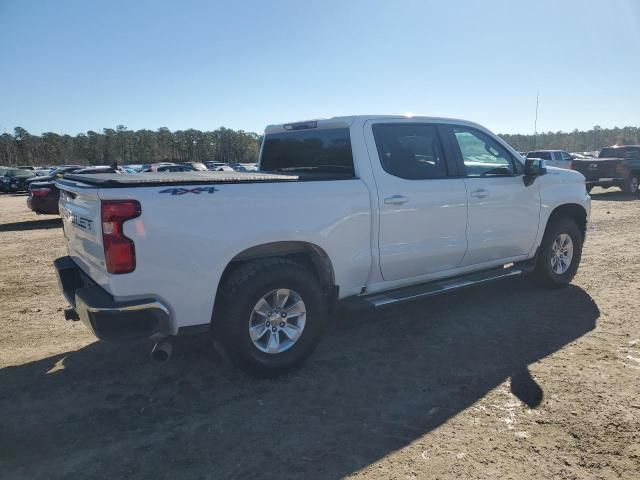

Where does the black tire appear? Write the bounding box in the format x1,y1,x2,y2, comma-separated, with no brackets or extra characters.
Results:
622,174,639,195
532,218,583,288
586,185,594,194
215,257,327,376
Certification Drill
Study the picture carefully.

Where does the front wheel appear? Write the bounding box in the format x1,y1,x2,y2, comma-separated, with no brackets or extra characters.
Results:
215,257,327,376
622,174,638,195
532,218,583,288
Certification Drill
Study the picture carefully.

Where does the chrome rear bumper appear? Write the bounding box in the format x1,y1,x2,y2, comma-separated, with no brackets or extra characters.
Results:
54,256,171,343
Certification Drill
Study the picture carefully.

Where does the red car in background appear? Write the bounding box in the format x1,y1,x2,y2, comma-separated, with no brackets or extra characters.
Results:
27,166,123,215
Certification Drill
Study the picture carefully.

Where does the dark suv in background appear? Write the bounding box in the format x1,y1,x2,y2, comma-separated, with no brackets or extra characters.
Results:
572,146,640,194
0,168,36,193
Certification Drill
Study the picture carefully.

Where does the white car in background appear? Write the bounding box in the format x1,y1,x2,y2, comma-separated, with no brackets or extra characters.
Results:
526,150,574,169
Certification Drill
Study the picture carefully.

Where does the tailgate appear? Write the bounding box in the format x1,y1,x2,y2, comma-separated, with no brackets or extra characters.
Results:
56,179,106,280
572,158,621,181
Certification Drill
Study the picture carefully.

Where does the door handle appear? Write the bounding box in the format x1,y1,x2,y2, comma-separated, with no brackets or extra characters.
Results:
470,189,489,198
384,195,409,205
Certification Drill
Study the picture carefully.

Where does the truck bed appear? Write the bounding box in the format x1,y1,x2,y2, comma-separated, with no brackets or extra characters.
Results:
61,171,300,188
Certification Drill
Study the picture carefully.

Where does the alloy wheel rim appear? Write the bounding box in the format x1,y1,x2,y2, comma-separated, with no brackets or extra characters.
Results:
550,233,574,275
248,288,306,354
630,177,638,194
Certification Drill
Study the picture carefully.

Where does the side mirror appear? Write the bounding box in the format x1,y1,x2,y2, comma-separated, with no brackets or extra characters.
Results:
523,158,546,186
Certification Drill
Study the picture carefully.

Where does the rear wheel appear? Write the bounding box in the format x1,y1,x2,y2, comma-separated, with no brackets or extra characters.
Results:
532,218,583,288
215,257,327,376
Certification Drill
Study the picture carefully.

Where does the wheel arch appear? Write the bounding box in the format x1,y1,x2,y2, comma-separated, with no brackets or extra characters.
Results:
546,203,588,239
212,241,336,324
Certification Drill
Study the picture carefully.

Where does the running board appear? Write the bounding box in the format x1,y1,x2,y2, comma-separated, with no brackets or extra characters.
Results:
357,265,528,309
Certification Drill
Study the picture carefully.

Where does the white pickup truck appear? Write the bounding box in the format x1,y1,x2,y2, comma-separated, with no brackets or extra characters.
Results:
54,115,590,375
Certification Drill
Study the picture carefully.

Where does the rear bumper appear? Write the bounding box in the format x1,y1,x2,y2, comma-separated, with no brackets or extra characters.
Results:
585,177,623,186
27,194,60,214
54,256,172,343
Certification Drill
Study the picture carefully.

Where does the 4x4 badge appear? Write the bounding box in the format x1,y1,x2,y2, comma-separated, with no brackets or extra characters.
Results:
159,187,219,195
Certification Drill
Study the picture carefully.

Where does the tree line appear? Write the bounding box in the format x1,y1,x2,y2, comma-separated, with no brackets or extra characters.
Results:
2,124,640,167
500,125,640,153
0,126,262,167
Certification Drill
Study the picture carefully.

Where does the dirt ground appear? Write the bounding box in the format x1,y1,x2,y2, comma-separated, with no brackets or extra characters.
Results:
0,189,639,480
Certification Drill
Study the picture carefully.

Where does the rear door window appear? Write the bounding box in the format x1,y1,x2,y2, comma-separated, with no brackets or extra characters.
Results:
372,124,448,180
260,127,354,176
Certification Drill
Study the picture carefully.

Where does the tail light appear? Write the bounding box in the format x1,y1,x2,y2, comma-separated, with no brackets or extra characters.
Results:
31,187,51,197
101,200,141,274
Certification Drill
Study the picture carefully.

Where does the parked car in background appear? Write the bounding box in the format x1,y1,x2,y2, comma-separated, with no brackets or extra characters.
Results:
205,161,229,170
230,163,247,172
27,181,60,214
571,145,640,194
72,166,124,174
526,150,574,169
141,163,195,172
17,165,35,170
54,114,590,375
229,163,258,172
24,165,83,189
182,162,208,171
27,166,123,214
1,168,37,193
211,164,236,172
122,164,144,173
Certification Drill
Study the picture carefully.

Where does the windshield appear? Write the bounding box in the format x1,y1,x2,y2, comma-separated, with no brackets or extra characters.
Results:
260,127,355,175
6,169,36,177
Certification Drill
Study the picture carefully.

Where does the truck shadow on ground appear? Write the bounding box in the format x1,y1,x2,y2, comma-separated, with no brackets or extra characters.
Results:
0,279,598,480
0,217,61,232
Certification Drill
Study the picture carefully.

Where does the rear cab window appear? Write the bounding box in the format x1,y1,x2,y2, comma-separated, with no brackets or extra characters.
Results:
260,125,355,178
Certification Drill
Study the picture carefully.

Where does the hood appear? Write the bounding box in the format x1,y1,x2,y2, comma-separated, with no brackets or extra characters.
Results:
545,165,585,181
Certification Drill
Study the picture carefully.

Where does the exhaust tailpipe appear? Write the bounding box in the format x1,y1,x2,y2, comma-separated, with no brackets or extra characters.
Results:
151,339,173,362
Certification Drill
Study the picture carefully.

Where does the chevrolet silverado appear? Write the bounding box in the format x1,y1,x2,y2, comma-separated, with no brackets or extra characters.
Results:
54,115,590,375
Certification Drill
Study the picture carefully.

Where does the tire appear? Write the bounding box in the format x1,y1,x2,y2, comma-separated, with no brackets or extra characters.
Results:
215,257,327,376
622,174,639,195
586,185,594,194
532,218,583,288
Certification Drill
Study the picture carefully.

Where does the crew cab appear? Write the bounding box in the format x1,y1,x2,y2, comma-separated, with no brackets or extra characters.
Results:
571,145,640,194
54,115,590,375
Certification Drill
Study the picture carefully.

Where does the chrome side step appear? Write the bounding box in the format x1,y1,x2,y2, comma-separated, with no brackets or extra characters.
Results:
361,266,525,308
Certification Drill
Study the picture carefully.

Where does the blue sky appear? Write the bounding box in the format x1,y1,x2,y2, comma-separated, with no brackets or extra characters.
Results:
1,0,639,136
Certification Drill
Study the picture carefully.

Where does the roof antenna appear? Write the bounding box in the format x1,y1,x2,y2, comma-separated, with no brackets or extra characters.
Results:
533,92,539,149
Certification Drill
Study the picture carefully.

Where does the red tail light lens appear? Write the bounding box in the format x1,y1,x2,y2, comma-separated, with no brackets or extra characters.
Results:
31,188,51,197
101,200,141,274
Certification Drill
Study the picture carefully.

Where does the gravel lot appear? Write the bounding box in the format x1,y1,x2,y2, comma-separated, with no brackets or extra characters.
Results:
1,190,639,479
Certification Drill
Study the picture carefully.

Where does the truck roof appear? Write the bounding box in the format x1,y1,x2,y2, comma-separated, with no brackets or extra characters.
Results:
264,114,490,134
